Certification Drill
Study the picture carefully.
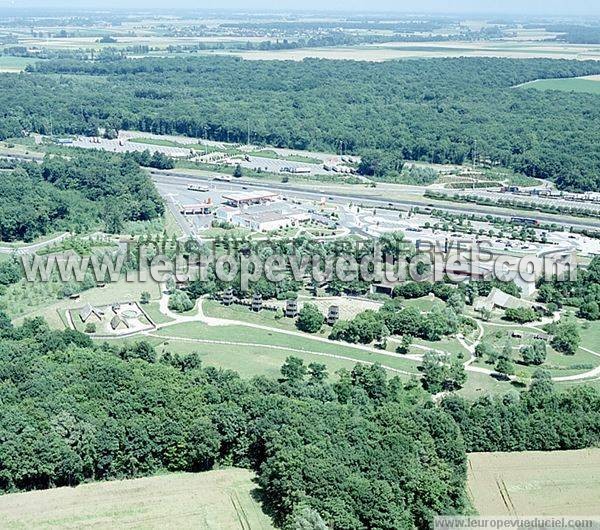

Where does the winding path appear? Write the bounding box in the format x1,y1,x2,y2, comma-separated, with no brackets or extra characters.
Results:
135,287,600,383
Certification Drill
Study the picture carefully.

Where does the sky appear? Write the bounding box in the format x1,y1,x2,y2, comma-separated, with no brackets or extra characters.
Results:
0,0,599,16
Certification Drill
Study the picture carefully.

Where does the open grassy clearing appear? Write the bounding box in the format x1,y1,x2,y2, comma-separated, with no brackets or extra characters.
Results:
409,336,470,357
142,301,175,325
578,319,600,351
0,56,40,72
519,77,600,95
476,323,600,377
401,296,446,312
454,371,516,399
467,449,600,516
146,336,412,380
0,468,274,530
152,321,421,376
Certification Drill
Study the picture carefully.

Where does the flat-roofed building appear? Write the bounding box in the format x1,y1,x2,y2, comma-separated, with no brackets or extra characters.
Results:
180,203,214,215
222,190,279,207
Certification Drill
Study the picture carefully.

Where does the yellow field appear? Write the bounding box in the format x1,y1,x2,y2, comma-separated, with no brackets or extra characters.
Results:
468,449,600,516
0,468,274,529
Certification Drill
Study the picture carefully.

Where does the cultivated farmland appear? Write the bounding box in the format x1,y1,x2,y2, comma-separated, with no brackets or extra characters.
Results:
467,449,600,516
0,468,274,529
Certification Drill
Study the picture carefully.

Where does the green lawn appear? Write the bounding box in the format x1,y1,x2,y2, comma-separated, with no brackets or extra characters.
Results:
152,321,421,377
455,371,517,400
520,77,600,95
578,319,600,352
0,56,41,72
142,301,174,325
401,296,445,312
253,149,322,165
150,337,403,379
409,336,470,358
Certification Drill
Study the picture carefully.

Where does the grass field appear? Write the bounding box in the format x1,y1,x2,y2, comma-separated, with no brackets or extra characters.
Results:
0,56,40,72
519,77,600,95
151,321,421,377
0,468,274,529
148,336,398,379
578,319,600,351
468,449,600,516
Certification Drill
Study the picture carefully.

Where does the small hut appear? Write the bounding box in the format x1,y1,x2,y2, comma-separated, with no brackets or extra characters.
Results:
327,305,340,326
285,299,298,318
110,314,130,331
79,303,104,323
221,287,234,306
251,293,263,312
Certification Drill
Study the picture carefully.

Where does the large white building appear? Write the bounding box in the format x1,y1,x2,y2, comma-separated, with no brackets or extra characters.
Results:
215,200,311,232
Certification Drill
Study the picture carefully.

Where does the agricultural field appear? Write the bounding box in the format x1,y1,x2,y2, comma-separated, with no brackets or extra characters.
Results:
206,40,600,62
0,468,274,530
467,449,600,516
519,76,600,94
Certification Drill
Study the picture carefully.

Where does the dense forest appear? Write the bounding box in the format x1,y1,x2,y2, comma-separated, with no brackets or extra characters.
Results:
0,152,163,241
0,316,598,528
0,56,598,190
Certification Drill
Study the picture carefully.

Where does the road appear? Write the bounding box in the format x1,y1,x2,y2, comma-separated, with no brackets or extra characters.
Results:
150,169,600,232
0,233,70,255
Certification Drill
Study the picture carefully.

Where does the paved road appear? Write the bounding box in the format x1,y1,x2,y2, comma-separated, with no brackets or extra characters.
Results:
150,170,600,231
0,233,70,255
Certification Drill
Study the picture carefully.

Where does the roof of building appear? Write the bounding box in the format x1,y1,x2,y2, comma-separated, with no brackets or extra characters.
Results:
474,287,541,312
222,190,279,203
110,314,130,330
79,303,104,322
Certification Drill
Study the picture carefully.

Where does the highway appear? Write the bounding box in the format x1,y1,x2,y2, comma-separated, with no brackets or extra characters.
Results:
150,170,600,232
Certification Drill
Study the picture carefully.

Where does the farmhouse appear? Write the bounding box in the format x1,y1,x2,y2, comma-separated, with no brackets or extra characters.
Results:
474,287,544,313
